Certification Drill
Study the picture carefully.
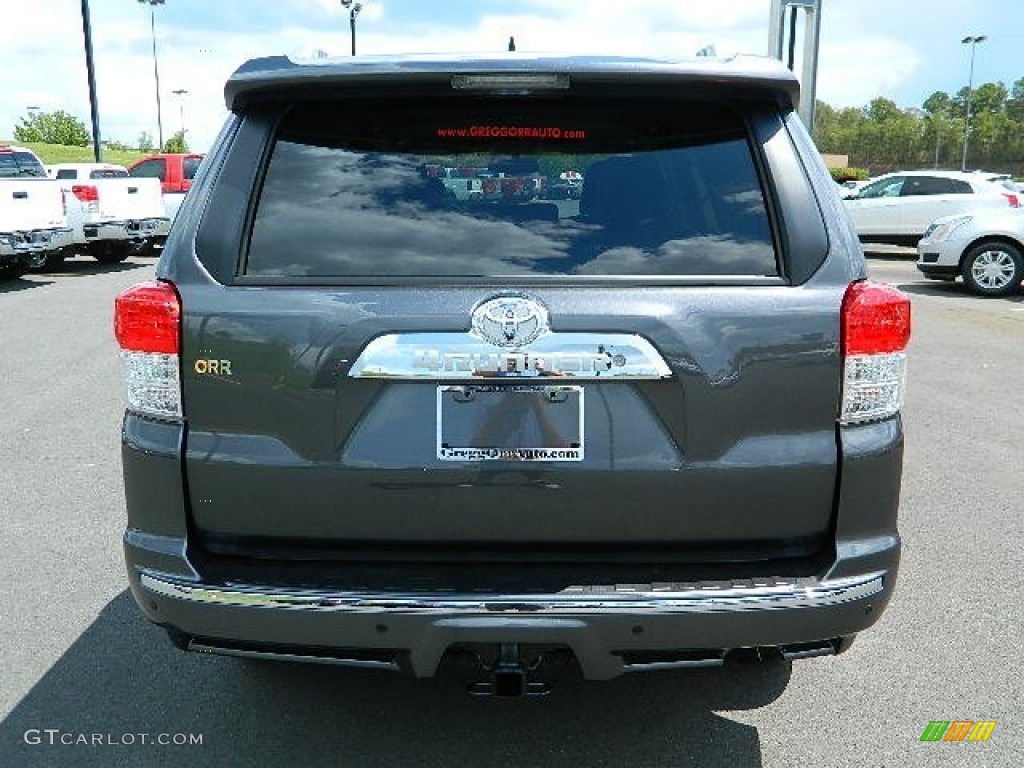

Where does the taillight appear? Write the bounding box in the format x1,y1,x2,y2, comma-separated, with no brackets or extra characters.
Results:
840,281,911,424
71,184,99,203
114,281,182,419
1003,193,1019,208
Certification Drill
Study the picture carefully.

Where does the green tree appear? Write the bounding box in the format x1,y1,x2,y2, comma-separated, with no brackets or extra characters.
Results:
13,110,90,146
162,130,188,153
1006,77,1024,123
137,130,154,152
922,91,952,116
952,82,1008,118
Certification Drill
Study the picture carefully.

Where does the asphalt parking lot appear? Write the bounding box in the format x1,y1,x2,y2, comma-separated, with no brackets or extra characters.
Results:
1,254,1020,767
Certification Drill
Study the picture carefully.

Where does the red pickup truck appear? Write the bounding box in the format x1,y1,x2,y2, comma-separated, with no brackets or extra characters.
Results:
127,153,204,222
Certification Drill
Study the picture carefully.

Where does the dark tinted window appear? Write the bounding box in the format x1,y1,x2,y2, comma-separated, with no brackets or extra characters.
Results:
55,168,78,180
90,168,128,179
901,176,971,196
130,158,166,181
858,177,904,199
183,157,202,180
0,150,46,178
246,99,777,278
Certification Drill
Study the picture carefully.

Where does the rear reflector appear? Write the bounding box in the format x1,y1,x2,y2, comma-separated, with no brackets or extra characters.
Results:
114,281,182,419
840,281,911,425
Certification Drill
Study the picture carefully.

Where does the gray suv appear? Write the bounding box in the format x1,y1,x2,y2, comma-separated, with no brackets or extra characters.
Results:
115,54,910,695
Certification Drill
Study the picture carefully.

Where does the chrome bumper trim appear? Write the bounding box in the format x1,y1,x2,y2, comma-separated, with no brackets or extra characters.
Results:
349,331,673,380
140,571,884,614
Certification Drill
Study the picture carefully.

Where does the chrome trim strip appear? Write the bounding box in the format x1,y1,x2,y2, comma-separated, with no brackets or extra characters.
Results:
140,572,884,614
187,641,402,671
348,332,673,380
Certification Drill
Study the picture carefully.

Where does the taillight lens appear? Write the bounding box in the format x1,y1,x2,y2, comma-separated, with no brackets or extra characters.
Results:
1002,193,1020,208
114,281,182,419
71,184,99,203
840,281,911,424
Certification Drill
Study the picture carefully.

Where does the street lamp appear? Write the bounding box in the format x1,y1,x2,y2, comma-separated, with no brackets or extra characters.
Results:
81,0,102,161
138,0,166,151
960,34,987,172
340,1,363,56
171,88,188,140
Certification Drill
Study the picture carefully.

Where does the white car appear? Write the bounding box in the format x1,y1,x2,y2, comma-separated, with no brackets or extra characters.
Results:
844,170,1020,247
46,162,169,264
916,209,1024,296
0,145,73,279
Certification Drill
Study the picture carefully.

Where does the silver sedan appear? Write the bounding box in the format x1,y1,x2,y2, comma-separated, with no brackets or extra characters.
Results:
916,209,1024,296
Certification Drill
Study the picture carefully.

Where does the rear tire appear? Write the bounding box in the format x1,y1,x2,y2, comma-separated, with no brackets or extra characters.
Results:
43,251,67,270
0,261,29,280
961,241,1024,296
93,242,132,264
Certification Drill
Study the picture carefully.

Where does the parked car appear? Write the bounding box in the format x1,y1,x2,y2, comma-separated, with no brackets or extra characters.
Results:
115,53,911,693
46,162,169,265
0,145,72,279
126,152,204,223
843,170,1020,246
917,209,1024,296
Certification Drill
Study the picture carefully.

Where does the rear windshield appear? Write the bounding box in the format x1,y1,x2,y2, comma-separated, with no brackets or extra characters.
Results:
90,168,128,179
246,99,777,278
0,151,46,178
183,157,201,180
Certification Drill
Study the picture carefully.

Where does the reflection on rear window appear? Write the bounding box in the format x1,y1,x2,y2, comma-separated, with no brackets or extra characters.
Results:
90,168,128,179
246,100,777,278
0,151,46,178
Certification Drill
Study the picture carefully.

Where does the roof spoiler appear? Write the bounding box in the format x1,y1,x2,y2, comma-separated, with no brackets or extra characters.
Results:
223,54,800,112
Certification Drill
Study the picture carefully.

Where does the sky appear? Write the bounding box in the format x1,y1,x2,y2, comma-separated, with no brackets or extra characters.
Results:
3,0,1022,153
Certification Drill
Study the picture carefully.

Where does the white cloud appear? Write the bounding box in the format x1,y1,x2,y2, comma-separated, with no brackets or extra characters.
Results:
1,0,1008,154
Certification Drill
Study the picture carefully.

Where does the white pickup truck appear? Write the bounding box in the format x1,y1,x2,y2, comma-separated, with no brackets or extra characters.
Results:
0,145,73,279
46,163,169,264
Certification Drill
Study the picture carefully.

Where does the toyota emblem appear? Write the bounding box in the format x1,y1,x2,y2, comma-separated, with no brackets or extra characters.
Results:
471,295,549,348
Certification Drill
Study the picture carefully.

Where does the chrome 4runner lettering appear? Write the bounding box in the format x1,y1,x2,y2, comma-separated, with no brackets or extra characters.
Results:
414,349,619,375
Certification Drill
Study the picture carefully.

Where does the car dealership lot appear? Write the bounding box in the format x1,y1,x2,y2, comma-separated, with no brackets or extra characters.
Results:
1,255,1020,767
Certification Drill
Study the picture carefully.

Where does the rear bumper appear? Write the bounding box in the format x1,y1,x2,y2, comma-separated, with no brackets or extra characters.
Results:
915,262,959,279
126,535,897,679
83,218,170,242
0,227,73,257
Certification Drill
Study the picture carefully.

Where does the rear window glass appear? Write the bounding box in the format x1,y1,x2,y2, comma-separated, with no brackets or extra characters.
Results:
246,99,777,278
90,168,128,179
0,151,46,178
902,176,971,195
183,157,201,180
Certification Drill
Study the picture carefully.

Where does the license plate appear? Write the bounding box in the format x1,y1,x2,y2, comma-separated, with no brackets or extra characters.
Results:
437,385,584,462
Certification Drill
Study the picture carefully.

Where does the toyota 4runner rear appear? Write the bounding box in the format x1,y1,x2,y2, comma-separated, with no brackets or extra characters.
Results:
115,54,910,691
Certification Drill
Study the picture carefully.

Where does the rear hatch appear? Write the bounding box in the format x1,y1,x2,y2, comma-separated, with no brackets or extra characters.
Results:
175,65,843,566
94,177,166,222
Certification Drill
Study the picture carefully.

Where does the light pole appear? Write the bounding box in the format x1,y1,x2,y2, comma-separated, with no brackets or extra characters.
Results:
81,0,102,161
138,0,166,151
960,34,987,172
340,1,363,56
171,88,188,141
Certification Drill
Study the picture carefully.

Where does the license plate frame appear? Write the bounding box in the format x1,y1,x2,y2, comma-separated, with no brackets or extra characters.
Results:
436,384,584,462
